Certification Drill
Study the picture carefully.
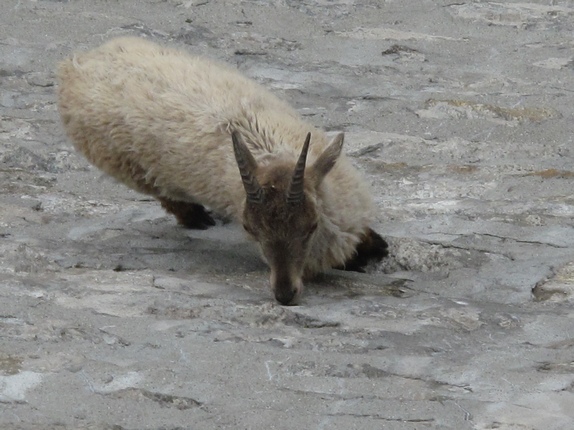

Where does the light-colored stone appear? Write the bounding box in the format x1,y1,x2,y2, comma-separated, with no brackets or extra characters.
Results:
1,0,573,429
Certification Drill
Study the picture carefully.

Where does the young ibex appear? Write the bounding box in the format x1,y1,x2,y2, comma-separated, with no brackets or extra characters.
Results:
57,37,388,305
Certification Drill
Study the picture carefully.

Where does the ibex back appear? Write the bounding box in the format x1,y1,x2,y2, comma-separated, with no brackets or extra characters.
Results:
57,37,388,305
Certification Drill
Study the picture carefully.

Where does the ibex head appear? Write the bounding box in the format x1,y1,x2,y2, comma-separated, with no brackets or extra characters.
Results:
232,131,344,305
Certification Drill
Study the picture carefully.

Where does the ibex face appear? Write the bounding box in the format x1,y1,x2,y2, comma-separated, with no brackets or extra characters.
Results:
232,131,343,305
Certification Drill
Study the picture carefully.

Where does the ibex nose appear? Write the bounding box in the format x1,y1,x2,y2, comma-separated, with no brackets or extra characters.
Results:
271,271,303,306
274,289,299,306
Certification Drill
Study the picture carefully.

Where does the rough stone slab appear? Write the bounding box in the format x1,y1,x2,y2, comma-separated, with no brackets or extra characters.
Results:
1,0,574,429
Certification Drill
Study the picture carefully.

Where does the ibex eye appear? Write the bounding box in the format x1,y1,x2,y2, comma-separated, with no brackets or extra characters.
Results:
307,222,318,237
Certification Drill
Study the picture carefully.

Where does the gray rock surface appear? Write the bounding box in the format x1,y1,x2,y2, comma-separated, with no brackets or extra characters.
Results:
1,1,573,429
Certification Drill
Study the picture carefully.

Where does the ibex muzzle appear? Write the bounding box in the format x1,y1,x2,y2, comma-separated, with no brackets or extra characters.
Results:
232,131,340,305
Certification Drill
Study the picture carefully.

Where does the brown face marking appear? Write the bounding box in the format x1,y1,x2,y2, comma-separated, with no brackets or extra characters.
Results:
242,163,319,305
233,132,346,304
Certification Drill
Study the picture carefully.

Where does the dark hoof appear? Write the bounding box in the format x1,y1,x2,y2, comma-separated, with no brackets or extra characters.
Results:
338,228,389,272
159,199,216,230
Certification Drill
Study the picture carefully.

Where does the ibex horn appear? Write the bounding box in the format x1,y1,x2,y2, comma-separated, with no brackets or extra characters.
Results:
287,132,311,204
232,131,263,203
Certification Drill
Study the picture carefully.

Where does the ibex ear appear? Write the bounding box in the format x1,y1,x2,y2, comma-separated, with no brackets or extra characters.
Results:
310,133,344,187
